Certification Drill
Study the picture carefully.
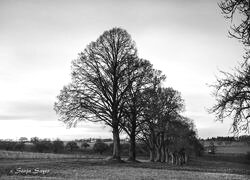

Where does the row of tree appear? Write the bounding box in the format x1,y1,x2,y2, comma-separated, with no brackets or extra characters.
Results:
54,27,202,162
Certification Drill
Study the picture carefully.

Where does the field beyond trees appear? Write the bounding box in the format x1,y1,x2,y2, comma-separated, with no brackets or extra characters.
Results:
0,150,250,180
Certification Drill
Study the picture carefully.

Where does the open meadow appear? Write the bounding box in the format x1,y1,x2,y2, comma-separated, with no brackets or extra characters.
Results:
0,150,250,180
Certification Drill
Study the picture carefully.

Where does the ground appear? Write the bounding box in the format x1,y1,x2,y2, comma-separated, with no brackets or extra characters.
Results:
0,152,250,180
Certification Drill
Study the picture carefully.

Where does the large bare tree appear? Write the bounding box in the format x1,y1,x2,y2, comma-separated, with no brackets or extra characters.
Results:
210,63,250,133
54,27,141,161
219,0,250,46
210,0,250,134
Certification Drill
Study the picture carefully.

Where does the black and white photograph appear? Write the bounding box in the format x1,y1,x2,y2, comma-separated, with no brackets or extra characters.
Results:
0,0,250,179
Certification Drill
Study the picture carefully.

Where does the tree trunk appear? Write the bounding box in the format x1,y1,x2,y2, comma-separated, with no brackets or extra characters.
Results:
112,125,121,161
128,128,136,161
160,133,166,162
184,153,188,164
165,148,169,163
170,152,174,165
149,148,155,162
155,145,161,162
148,127,156,162
155,132,162,162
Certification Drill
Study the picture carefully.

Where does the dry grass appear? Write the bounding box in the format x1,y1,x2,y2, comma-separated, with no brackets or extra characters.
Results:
1,164,250,180
0,150,103,159
0,150,250,179
215,145,250,154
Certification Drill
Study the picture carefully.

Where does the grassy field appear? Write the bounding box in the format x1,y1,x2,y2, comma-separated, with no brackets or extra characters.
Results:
0,150,103,159
0,151,250,180
215,145,250,154
202,141,250,154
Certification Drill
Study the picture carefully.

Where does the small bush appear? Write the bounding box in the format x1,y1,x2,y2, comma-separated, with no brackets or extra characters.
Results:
81,142,90,149
33,140,53,153
93,140,108,154
14,142,25,152
65,141,79,152
52,139,64,153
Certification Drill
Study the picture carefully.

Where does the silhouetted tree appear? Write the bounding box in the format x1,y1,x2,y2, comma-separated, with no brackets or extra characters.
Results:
139,86,184,162
210,63,250,133
65,141,79,152
32,139,53,153
121,63,165,161
166,117,202,162
219,0,250,46
52,139,64,153
154,88,184,162
14,142,25,152
81,142,90,149
210,0,250,134
19,137,28,142
30,137,39,144
54,27,145,161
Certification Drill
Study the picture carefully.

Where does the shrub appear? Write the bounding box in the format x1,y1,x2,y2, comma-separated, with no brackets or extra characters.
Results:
0,141,17,151
52,139,64,153
34,140,53,153
14,142,25,151
93,140,108,154
81,142,90,149
65,141,79,152
30,138,53,153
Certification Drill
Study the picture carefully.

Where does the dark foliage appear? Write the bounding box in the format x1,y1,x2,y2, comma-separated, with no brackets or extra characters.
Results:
246,151,250,160
32,140,53,153
14,142,25,152
81,142,90,149
93,140,109,154
65,141,79,152
52,139,64,153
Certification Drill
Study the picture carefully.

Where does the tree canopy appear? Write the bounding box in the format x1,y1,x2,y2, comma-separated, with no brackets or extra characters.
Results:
54,27,151,160
210,63,250,133
55,27,201,162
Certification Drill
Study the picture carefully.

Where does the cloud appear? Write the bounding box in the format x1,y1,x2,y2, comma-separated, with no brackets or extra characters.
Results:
0,115,31,120
0,119,112,140
0,101,55,121
0,0,244,139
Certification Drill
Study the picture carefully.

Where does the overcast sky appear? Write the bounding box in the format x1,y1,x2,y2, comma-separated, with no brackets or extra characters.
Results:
0,0,245,140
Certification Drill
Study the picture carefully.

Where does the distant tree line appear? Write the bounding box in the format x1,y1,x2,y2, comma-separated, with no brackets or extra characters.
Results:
202,135,250,142
0,138,149,156
0,141,26,152
0,138,65,153
0,138,76,154
54,27,203,163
